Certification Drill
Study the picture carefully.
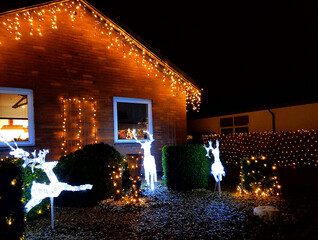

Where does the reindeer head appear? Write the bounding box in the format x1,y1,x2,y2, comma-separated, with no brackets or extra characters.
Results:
204,140,220,162
211,140,220,162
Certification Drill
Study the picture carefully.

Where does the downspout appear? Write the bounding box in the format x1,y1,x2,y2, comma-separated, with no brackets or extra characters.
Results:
268,109,276,132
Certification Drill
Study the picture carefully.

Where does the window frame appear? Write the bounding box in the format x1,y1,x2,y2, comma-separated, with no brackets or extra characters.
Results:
220,115,249,134
113,96,153,143
0,87,35,147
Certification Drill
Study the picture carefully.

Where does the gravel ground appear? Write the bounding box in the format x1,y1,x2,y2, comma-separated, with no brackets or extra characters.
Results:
26,180,318,240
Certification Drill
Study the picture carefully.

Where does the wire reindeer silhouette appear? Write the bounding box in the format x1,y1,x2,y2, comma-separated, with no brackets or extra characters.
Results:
204,140,225,183
132,129,157,190
0,134,92,212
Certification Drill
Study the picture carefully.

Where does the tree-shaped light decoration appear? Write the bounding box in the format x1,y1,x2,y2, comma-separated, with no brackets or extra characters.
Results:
204,140,225,194
0,135,92,229
132,129,157,190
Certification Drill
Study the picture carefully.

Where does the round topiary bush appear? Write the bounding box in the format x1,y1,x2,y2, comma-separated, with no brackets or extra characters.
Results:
54,143,124,206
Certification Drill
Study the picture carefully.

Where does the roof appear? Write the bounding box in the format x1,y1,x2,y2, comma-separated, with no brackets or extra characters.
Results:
0,0,201,110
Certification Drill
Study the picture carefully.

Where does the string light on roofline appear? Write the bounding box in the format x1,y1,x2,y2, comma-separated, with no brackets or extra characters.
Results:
0,0,201,110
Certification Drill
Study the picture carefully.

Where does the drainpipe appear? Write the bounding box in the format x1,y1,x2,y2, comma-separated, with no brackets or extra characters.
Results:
268,109,276,132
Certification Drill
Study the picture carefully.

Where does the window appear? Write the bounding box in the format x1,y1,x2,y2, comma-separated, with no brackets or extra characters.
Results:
220,115,249,134
113,97,153,143
0,87,34,147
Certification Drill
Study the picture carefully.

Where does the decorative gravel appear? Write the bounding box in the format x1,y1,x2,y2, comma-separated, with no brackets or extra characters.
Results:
26,181,318,240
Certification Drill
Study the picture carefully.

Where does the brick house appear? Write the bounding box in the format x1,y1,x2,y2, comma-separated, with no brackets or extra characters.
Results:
0,0,201,171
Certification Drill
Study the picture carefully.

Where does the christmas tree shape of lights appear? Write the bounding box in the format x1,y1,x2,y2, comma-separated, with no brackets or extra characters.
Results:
0,134,92,228
204,140,225,194
132,129,157,190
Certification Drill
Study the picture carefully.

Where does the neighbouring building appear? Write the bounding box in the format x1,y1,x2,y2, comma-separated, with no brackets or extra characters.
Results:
188,101,318,135
0,0,201,171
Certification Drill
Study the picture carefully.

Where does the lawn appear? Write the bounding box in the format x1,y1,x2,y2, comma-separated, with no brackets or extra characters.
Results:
26,180,318,240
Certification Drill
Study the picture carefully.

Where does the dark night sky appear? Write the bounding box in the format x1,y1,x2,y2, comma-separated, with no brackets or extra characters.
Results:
2,0,318,119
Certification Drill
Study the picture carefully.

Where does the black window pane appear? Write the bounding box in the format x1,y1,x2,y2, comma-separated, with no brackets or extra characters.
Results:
220,117,233,127
235,127,249,133
221,128,233,134
234,115,249,126
117,102,149,140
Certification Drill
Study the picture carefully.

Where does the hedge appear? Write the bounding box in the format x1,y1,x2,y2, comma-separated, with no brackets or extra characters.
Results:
162,145,210,190
0,158,24,240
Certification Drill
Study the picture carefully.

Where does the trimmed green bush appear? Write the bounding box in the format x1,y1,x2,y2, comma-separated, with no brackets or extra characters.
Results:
0,158,24,240
162,145,211,190
54,143,124,206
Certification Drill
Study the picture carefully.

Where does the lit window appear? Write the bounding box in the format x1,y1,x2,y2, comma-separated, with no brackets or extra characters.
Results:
113,97,153,143
0,87,34,147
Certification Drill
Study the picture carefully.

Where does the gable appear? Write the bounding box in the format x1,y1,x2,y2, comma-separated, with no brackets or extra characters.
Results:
0,0,201,111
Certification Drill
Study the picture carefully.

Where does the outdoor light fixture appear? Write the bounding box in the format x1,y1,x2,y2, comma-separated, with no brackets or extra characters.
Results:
0,134,93,229
204,140,225,195
132,129,157,190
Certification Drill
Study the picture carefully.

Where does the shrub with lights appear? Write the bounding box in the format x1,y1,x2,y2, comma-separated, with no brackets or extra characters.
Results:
0,158,24,240
16,158,51,221
54,142,124,206
237,156,281,196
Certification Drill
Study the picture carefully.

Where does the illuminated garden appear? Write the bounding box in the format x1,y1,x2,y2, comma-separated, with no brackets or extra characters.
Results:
1,131,318,239
0,0,317,239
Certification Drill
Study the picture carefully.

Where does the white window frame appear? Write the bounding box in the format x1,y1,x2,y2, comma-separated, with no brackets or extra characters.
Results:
113,97,153,143
0,87,35,147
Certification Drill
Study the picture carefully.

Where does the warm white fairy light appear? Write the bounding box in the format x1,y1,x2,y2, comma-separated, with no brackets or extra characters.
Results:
61,97,97,156
204,129,318,167
0,0,201,110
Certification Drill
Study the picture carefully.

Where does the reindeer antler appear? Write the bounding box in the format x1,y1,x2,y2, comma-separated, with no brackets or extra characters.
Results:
143,130,154,143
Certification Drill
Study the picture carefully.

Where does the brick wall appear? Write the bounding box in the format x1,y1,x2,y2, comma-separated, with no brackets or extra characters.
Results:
0,3,187,171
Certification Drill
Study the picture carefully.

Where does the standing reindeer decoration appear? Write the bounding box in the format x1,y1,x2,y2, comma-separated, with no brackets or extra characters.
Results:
132,129,157,190
0,134,92,229
204,140,225,195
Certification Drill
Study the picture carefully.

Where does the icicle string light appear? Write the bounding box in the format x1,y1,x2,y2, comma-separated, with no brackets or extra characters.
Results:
203,129,318,167
0,0,201,111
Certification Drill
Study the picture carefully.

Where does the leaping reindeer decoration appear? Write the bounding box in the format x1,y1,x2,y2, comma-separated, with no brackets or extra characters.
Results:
204,140,225,194
132,129,157,190
0,134,92,229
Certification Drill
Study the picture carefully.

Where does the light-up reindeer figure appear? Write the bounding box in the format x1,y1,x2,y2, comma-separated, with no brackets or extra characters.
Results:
204,140,225,194
132,129,157,190
0,134,92,228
